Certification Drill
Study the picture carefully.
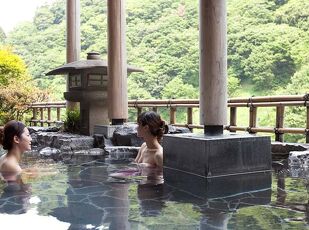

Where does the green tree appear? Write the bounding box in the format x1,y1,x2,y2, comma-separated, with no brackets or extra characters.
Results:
0,47,48,123
4,0,309,104
128,78,152,100
275,0,309,31
0,27,6,44
0,47,28,85
162,77,198,99
34,5,55,31
279,63,309,142
0,78,48,124
228,75,241,97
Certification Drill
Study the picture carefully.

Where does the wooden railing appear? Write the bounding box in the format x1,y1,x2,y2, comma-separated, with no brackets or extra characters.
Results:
28,101,66,126
28,94,309,143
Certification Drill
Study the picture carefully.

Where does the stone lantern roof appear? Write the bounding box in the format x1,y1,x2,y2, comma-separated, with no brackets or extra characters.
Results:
46,52,143,75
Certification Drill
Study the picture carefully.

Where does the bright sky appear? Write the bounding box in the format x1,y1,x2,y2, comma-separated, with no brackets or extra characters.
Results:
0,0,56,34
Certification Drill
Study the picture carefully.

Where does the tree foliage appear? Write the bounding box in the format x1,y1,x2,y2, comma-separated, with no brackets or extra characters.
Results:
162,77,198,99
5,0,308,99
0,27,5,45
3,0,309,141
0,47,48,123
0,47,28,85
0,78,48,124
275,0,309,31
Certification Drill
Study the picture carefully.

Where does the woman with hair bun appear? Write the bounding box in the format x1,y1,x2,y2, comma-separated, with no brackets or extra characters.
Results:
0,121,32,175
134,111,167,168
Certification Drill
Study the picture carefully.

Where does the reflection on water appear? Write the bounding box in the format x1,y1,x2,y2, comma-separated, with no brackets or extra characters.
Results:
0,156,308,229
0,176,31,214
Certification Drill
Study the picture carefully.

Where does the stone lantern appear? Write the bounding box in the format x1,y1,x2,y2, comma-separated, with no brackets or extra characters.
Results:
46,52,142,135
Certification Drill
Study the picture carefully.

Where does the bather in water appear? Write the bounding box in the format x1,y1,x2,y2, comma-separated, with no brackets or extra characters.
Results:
0,121,32,180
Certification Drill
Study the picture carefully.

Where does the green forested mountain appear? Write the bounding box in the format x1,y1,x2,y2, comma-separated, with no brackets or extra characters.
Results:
2,0,309,101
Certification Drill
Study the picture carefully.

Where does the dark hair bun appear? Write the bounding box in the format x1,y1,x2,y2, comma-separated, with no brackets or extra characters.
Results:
138,111,167,141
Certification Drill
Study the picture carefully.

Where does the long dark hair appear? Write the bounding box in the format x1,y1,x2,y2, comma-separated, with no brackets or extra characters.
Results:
137,111,168,141
0,121,26,151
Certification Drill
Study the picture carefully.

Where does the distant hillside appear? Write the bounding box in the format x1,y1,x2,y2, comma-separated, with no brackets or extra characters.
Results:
4,0,309,100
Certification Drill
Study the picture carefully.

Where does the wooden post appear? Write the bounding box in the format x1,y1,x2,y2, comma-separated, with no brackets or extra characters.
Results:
137,107,142,119
275,106,285,142
107,0,128,124
276,171,286,205
187,107,193,132
33,108,37,126
47,108,51,126
306,105,309,143
57,108,61,121
229,107,237,132
199,0,227,135
170,107,176,125
40,108,44,127
66,0,80,111
249,107,257,134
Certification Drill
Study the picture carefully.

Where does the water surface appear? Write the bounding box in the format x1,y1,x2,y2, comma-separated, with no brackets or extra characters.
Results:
0,154,308,230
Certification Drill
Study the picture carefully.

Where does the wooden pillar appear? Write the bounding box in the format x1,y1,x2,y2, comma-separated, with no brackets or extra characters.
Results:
40,108,44,127
47,108,51,126
66,0,80,110
170,107,176,125
107,0,128,125
306,103,309,143
33,108,37,126
249,107,257,134
187,107,193,132
229,107,237,132
137,107,142,119
275,106,285,142
57,108,61,121
199,0,227,135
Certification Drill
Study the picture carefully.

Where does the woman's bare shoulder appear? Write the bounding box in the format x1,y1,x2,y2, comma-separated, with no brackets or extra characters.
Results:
0,157,21,174
154,148,163,167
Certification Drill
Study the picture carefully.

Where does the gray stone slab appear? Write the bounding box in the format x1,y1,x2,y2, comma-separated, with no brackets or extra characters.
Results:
163,133,271,177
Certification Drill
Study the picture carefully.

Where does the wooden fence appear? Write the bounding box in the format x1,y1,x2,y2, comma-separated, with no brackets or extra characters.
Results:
28,101,66,127
28,94,309,143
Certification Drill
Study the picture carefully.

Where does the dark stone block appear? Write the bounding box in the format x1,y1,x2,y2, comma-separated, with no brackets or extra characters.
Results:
164,167,271,203
163,133,271,177
167,125,191,134
28,126,60,134
93,134,113,148
93,125,121,139
112,124,144,147
271,142,309,154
